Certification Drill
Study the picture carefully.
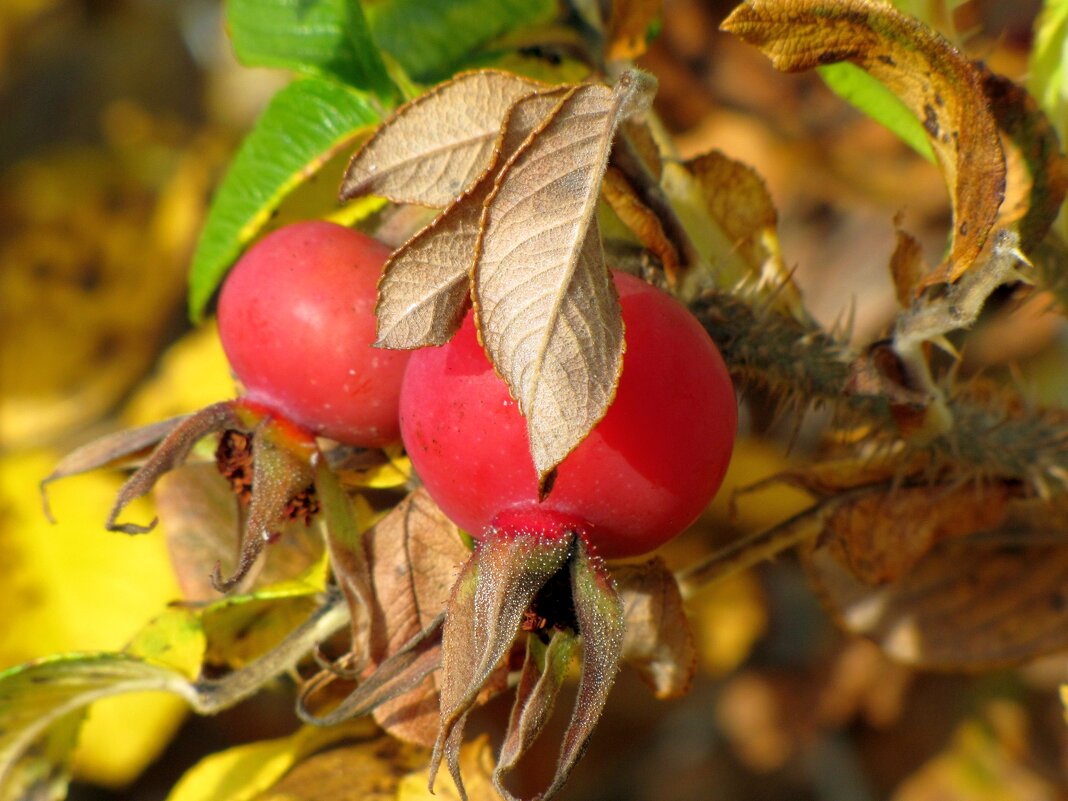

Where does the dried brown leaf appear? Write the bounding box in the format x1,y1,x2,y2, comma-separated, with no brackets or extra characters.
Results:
601,166,680,282
889,225,928,307
806,497,1068,668
258,728,428,801
722,0,1006,284
605,0,662,61
340,70,544,207
365,488,470,745
981,67,1068,253
824,483,1013,586
680,151,803,317
616,557,697,699
375,88,574,349
473,71,657,488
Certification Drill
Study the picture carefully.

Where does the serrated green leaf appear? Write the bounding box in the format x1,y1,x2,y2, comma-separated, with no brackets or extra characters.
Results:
818,62,936,163
365,0,557,82
187,79,379,321
227,0,394,100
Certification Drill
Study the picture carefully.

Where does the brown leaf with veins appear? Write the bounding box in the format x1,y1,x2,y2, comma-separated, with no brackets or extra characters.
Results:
722,0,1006,285
824,482,1014,586
340,70,544,207
473,71,657,488
806,496,1068,669
364,488,470,746
616,557,697,699
375,88,574,349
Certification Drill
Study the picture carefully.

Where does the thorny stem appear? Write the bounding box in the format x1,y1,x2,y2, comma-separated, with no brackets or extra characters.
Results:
676,493,861,599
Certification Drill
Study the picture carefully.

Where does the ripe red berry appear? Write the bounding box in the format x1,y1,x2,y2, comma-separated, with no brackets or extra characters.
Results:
217,220,409,447
399,271,737,558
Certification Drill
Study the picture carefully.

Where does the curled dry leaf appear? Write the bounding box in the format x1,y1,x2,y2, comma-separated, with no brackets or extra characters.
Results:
340,70,544,207
888,224,928,308
616,557,697,699
722,0,1006,285
980,67,1068,253
681,150,802,316
806,496,1068,669
601,166,681,282
823,482,1014,586
365,488,471,745
473,71,657,487
375,88,574,349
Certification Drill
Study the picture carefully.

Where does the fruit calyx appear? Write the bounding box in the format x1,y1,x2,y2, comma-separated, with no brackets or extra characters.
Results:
431,515,624,801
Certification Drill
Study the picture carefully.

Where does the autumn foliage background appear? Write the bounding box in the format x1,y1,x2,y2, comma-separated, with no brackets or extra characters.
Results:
6,0,1068,799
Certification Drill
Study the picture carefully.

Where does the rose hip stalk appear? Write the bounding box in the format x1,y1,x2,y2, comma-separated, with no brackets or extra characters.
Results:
398,271,737,799
44,221,408,592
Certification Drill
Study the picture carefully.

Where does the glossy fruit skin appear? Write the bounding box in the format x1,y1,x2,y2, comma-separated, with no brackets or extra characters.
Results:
399,271,737,558
217,220,409,447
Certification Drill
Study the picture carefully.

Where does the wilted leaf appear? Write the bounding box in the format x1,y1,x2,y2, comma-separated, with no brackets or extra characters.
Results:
980,68,1068,253
601,166,680,282
806,497,1068,668
681,150,802,315
227,0,394,100
824,483,1014,586
259,727,429,801
340,70,544,207
722,0,1006,284
375,87,573,349
889,224,929,306
188,78,379,321
365,489,470,745
474,71,657,486
605,0,662,61
616,558,696,699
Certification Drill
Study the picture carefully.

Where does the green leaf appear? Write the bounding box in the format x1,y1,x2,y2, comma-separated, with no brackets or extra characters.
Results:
818,62,936,163
1030,0,1068,140
187,78,379,321
227,0,394,100
0,653,200,793
365,0,557,82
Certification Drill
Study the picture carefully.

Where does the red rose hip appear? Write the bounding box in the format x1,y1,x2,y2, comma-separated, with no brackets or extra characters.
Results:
399,270,737,558
217,220,409,446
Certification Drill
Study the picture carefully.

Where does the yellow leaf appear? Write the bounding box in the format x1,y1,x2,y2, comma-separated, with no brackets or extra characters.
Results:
398,735,502,801
166,720,382,801
0,450,186,786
